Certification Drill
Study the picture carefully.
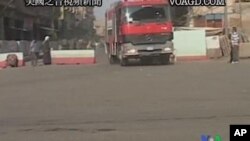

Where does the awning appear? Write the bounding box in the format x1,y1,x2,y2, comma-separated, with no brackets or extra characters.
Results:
39,26,58,32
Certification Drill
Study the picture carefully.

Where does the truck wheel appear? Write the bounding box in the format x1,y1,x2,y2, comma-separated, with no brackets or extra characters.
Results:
169,54,176,65
109,54,116,64
120,58,128,66
140,58,150,65
160,55,169,65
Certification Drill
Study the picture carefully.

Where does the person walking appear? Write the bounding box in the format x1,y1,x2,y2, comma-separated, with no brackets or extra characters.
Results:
230,27,241,64
42,36,52,65
30,40,40,66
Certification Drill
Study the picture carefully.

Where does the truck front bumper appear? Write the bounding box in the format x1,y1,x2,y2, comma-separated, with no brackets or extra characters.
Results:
121,42,174,59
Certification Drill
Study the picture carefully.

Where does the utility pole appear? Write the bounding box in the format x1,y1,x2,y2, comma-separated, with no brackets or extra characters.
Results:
224,0,229,36
51,7,56,40
188,7,194,27
239,0,242,29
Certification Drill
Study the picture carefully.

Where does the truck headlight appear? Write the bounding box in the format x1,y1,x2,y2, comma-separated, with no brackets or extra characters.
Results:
126,49,137,54
164,47,172,51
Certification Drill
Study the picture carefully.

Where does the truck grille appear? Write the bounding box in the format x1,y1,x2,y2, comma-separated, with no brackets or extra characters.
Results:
138,49,162,53
122,34,172,45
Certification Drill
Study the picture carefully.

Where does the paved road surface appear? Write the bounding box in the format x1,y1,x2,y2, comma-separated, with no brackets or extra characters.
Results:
0,47,250,141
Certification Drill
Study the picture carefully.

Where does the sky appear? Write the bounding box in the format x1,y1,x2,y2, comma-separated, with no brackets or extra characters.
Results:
94,0,119,21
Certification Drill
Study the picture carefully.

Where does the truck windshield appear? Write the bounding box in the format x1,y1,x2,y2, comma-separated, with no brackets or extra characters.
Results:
122,5,170,23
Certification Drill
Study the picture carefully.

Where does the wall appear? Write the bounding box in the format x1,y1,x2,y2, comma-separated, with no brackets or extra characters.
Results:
192,0,235,16
193,14,223,28
0,39,91,58
194,17,206,27
239,43,250,57
206,20,223,27
173,30,207,59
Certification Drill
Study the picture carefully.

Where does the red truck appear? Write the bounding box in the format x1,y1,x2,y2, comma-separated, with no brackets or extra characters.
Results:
105,0,175,66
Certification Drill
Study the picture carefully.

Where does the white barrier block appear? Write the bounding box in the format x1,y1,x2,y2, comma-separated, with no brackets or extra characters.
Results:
51,50,96,65
0,52,24,68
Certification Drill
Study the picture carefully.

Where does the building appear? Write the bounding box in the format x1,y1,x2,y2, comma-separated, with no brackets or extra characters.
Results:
58,7,95,40
190,0,250,28
94,20,105,37
0,0,59,40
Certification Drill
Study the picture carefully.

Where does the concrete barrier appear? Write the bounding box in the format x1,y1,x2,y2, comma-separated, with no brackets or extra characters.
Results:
51,50,96,65
0,52,25,68
206,36,223,59
239,43,250,58
207,48,223,59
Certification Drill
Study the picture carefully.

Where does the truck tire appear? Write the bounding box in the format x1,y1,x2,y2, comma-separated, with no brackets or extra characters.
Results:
140,58,150,65
109,54,116,64
120,58,128,66
169,54,176,65
160,54,169,65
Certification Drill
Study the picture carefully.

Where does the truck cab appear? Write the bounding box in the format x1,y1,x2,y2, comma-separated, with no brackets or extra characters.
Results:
105,0,175,66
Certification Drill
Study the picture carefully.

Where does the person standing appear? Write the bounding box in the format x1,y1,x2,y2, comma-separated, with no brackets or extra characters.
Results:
230,27,241,64
42,36,52,65
30,40,40,66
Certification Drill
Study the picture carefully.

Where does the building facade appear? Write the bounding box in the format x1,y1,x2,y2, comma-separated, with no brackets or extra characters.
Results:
0,0,59,40
94,20,105,37
191,0,238,28
0,0,96,41
58,7,95,40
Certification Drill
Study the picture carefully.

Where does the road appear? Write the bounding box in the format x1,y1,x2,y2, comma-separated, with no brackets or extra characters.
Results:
0,47,250,141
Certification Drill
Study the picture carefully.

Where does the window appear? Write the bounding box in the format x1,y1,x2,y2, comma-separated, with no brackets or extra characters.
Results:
122,5,171,23
108,29,112,36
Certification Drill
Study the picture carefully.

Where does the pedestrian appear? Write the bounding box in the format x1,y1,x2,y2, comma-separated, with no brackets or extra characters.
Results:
42,36,52,65
30,40,40,66
229,27,241,64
